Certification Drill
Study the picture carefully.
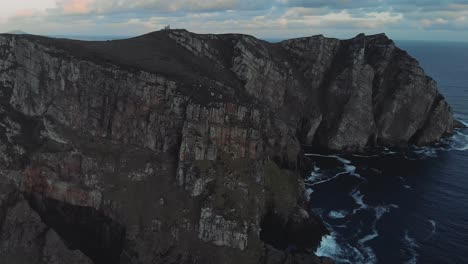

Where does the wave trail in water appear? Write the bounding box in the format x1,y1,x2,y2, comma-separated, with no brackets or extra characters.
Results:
351,189,368,214
425,219,437,241
402,231,419,264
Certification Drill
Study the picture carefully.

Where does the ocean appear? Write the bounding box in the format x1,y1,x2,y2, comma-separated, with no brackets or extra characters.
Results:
309,41,468,264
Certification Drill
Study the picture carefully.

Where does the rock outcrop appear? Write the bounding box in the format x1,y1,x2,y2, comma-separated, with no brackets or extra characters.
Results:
0,30,454,264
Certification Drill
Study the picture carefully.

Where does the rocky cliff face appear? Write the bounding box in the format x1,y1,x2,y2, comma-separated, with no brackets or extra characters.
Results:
0,30,454,264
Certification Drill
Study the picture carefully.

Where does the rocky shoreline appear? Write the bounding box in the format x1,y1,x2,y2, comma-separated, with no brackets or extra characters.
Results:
0,30,455,263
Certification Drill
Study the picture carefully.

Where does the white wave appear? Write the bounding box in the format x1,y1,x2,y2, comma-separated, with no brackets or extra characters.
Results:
358,205,397,245
375,204,398,219
305,154,364,186
413,147,438,158
360,245,377,264
334,225,349,228
409,129,468,158
316,229,373,264
403,230,419,264
399,177,413,189
355,204,398,264
306,166,323,183
383,147,398,155
426,219,437,240
308,169,355,186
344,164,356,174
305,153,351,164
374,206,388,219
344,164,365,179
336,156,352,165
313,165,320,172
458,145,468,151
315,234,356,263
351,189,368,213
457,118,468,127
450,130,468,151
329,210,348,219
358,233,379,244
316,235,342,258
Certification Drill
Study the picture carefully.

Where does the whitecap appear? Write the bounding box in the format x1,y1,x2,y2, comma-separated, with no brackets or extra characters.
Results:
457,118,468,127
313,165,320,172
351,189,368,213
336,156,352,165
413,147,438,158
344,164,356,174
308,171,347,186
383,147,398,155
355,204,398,264
304,153,351,164
306,166,323,183
316,232,369,264
402,230,419,264
403,185,413,190
426,219,437,240
358,233,378,244
450,130,468,151
334,225,348,228
316,235,343,258
315,234,356,263
328,210,348,219
305,154,364,184
375,204,398,219
358,205,397,245
344,164,364,179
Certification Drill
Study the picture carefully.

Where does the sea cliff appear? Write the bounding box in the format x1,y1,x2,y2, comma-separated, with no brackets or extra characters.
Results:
0,30,454,264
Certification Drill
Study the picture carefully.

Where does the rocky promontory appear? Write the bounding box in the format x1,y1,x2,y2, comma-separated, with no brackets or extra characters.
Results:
0,30,454,263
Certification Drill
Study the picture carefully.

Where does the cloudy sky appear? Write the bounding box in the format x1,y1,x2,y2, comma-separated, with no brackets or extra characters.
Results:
1,0,468,41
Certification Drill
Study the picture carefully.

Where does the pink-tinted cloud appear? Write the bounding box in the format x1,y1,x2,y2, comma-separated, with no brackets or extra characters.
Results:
61,0,93,14
14,9,37,17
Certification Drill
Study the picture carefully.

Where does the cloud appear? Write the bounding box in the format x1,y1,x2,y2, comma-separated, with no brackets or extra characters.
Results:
280,0,383,10
280,7,402,29
1,0,468,41
49,0,274,15
59,0,92,14
14,9,37,17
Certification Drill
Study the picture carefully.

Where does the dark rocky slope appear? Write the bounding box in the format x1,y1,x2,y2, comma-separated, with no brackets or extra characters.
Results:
0,30,454,264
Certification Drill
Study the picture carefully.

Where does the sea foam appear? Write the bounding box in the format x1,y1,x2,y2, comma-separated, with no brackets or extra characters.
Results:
328,210,348,219
403,231,419,264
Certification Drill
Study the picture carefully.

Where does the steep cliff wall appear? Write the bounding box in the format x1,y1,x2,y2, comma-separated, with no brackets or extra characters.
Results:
0,30,454,264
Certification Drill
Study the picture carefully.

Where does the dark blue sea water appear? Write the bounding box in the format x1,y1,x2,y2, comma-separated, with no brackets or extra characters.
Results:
309,41,468,264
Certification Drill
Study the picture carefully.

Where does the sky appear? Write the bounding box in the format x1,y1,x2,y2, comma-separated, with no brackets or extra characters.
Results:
1,0,468,41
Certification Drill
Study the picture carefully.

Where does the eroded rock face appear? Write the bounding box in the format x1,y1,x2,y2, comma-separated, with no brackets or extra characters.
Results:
0,177,93,264
0,30,454,264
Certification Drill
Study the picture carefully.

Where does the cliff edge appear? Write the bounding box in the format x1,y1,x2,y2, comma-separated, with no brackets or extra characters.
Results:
0,30,454,264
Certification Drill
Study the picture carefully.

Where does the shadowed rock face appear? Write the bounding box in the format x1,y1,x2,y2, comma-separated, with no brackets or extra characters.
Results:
0,30,454,264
